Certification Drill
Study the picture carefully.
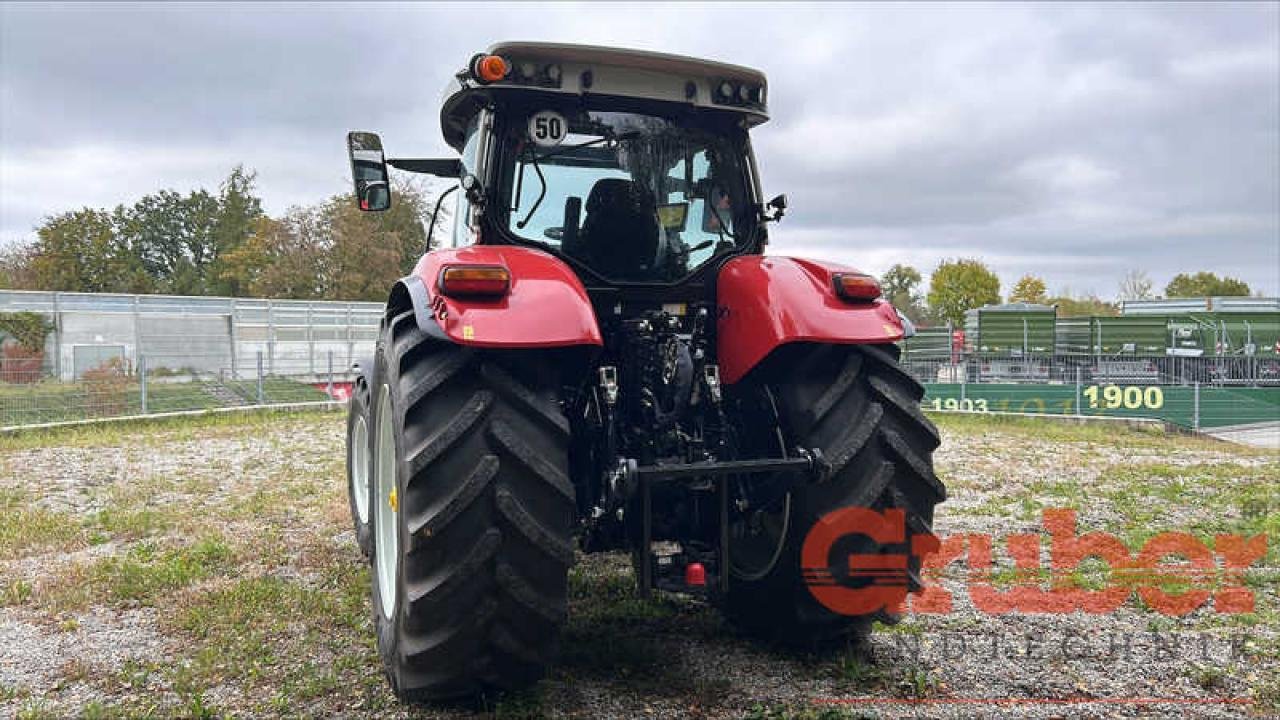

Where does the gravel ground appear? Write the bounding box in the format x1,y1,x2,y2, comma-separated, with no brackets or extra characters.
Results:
0,410,1276,719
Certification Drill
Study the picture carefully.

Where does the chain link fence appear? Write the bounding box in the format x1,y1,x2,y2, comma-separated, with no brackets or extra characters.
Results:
2,290,1277,434
0,290,382,429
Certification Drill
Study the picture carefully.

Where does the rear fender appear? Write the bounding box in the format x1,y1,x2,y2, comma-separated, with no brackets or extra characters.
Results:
716,256,904,384
389,245,603,349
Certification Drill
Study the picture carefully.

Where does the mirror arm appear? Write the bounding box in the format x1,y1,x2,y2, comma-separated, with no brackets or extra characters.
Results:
388,158,464,177
425,185,459,252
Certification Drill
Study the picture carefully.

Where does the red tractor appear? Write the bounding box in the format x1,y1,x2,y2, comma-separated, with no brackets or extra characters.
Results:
344,42,944,701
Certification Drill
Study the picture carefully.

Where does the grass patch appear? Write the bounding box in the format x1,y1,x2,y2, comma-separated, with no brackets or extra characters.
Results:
0,489,84,559
0,378,330,428
169,570,372,709
931,411,1172,445
746,703,878,720
835,651,883,688
893,666,939,699
558,564,708,696
0,407,339,452
97,538,234,605
85,507,174,539
32,536,235,611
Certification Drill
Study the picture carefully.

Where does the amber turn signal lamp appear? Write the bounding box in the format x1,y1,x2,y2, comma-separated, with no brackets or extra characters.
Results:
438,265,510,298
833,273,881,302
471,54,509,83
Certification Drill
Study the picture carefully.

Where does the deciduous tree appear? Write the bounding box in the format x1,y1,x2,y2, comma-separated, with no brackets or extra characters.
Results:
1008,274,1048,305
880,263,928,325
1164,271,1250,298
926,259,1001,326
1117,270,1154,301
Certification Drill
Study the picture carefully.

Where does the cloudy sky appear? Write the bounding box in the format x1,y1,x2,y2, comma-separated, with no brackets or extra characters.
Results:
2,2,1277,297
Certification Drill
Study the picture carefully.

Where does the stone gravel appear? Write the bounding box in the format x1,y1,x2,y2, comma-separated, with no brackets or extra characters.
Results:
0,412,1275,719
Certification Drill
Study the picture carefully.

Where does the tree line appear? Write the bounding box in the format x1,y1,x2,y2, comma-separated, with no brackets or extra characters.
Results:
882,262,1253,327
0,168,1254,318
0,167,447,302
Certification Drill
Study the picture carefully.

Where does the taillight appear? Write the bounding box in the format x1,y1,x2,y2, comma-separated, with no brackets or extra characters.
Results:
438,265,510,298
833,273,881,302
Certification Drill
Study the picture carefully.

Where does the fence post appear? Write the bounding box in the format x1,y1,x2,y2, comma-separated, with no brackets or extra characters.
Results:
1074,366,1082,416
229,298,239,380
52,292,63,381
139,355,148,415
960,365,967,403
267,300,275,376
307,304,315,376
327,350,334,399
257,350,265,405
1193,382,1200,431
132,295,143,382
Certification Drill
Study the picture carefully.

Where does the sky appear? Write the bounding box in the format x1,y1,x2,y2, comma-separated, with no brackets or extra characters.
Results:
1,2,1277,297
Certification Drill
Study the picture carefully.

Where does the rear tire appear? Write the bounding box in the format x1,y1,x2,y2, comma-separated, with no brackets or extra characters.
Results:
370,311,575,701
346,378,373,559
723,343,945,647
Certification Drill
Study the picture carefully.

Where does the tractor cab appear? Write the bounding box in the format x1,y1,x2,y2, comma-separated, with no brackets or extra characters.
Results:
351,42,783,287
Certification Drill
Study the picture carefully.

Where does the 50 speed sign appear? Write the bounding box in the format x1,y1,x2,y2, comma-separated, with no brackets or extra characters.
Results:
528,110,566,147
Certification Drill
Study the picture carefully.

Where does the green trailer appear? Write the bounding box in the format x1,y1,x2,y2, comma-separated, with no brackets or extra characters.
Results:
1091,315,1169,355
901,325,953,358
965,303,1056,353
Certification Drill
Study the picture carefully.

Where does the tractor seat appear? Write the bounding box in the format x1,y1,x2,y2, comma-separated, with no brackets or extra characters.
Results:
580,178,659,280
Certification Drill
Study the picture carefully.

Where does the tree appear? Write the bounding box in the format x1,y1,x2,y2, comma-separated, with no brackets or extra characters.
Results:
879,264,928,325
0,242,36,289
113,186,226,295
926,259,1001,326
1118,270,1154,301
1164,271,1250,298
0,166,446,300
325,196,407,301
24,209,149,293
209,166,265,296
1008,275,1047,305
325,181,431,301
1048,291,1119,317
228,210,328,299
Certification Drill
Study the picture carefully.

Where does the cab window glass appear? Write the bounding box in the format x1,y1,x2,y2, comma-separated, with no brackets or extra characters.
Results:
501,109,749,282
452,118,483,247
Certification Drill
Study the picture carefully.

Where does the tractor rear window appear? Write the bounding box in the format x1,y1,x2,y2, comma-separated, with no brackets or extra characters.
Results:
501,110,750,282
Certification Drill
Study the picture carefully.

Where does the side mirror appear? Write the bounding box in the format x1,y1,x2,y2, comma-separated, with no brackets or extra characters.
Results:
347,131,391,211
765,193,787,222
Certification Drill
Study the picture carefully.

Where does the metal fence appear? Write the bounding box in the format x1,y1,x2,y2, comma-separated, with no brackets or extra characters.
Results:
906,353,1280,431
0,290,384,429
901,351,1280,388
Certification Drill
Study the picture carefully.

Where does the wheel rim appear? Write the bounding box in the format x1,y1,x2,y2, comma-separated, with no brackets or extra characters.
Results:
374,383,398,620
729,386,792,581
350,413,370,525
730,493,791,581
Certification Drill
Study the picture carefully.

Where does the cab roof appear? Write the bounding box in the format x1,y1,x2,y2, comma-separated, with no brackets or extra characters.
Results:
440,41,769,150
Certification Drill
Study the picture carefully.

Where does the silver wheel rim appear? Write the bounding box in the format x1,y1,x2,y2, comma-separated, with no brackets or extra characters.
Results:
730,493,791,581
351,414,370,525
730,386,792,581
374,383,398,620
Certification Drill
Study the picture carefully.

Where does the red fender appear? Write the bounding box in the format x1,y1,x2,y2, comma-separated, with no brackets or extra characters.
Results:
410,246,602,348
716,256,904,384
